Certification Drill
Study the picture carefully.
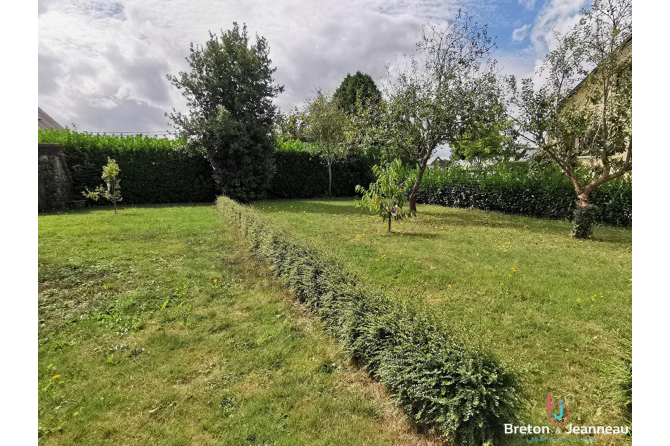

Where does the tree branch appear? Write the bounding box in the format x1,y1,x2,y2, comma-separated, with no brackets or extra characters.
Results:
585,140,632,192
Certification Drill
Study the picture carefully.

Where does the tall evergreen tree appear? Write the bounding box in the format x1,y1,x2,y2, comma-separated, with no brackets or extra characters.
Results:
333,71,381,114
167,23,283,202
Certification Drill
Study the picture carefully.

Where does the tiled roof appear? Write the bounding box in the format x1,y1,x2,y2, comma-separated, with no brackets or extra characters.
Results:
38,107,64,130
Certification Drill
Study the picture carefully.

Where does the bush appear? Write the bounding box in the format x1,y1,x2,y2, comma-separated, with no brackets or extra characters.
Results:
39,129,216,204
415,164,632,227
572,204,597,238
217,196,522,445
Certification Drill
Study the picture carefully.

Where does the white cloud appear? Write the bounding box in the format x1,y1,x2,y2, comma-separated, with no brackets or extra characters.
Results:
529,0,587,54
495,0,587,86
518,0,536,10
40,0,457,132
512,24,530,42
38,0,588,132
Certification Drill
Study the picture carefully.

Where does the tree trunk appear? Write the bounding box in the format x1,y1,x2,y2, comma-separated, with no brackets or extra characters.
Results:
388,214,392,233
408,162,427,213
113,201,117,214
576,190,590,207
328,161,333,198
572,190,596,239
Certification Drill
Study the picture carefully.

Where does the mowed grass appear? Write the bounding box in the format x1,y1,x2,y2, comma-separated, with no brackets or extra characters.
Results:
256,198,632,443
38,204,440,446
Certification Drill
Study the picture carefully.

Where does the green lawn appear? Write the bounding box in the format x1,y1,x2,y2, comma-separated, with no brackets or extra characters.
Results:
38,205,439,445
256,198,632,442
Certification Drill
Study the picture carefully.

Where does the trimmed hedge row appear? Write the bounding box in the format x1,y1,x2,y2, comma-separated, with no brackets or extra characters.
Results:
38,130,217,204
38,131,374,204
217,196,521,445
415,165,632,227
39,130,631,226
269,140,374,199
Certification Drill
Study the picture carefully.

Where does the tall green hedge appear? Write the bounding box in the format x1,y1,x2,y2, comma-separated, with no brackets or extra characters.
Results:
217,196,521,445
38,130,631,226
38,129,216,204
415,164,632,227
269,139,374,198
38,131,374,204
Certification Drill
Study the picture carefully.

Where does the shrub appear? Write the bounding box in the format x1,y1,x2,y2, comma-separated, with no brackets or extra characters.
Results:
415,164,632,227
355,159,416,232
217,196,522,445
82,157,122,213
38,129,216,204
572,204,597,238
37,132,373,205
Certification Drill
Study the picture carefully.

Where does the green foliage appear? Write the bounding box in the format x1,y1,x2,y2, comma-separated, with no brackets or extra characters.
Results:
333,71,381,114
167,23,283,202
451,100,527,166
271,139,374,199
217,196,522,445
416,164,632,227
39,130,373,204
275,107,308,142
572,204,597,238
507,0,632,238
38,129,216,204
357,13,501,210
355,159,416,232
304,91,351,196
83,157,123,213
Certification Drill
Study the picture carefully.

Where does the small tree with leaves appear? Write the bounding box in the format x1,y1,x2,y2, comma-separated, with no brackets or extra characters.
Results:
355,159,416,232
507,0,632,238
356,12,501,212
304,91,350,197
83,157,122,213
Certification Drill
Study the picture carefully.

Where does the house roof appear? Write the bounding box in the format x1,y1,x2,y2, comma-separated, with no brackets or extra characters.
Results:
38,107,64,131
564,34,632,101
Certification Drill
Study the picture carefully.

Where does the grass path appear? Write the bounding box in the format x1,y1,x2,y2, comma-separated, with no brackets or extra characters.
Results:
256,198,632,444
38,204,440,445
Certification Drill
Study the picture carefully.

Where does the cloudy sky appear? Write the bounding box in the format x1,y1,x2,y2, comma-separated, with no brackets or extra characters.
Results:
38,0,589,137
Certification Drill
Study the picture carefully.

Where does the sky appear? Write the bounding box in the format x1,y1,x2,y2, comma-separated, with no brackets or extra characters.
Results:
38,0,590,146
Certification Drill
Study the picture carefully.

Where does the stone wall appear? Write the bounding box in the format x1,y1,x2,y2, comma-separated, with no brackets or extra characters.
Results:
38,143,74,211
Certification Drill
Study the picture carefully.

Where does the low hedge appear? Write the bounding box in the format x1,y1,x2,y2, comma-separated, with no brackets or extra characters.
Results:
217,196,521,445
416,165,632,227
38,129,216,204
